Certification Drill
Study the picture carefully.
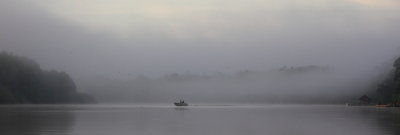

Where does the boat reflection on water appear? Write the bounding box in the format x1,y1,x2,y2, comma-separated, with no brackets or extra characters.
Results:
174,107,189,111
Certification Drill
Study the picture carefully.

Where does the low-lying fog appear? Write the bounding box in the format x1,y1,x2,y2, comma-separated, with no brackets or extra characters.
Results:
1,0,400,103
81,66,384,103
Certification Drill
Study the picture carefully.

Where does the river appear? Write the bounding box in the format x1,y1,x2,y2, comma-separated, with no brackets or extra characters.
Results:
0,104,399,135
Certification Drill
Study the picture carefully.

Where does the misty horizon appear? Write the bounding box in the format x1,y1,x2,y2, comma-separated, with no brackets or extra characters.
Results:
2,0,400,135
1,0,400,104
1,0,400,79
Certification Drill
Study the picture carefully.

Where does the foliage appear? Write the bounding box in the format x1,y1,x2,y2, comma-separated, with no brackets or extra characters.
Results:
0,52,94,104
376,56,400,104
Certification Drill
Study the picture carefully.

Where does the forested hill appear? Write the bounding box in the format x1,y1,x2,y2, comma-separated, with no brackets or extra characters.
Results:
375,56,400,105
0,52,94,104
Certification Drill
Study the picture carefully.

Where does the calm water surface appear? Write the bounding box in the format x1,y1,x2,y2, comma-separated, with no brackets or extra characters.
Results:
0,104,400,135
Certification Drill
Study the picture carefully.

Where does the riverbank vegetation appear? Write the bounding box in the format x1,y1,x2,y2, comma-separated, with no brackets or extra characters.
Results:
374,56,400,106
0,52,94,104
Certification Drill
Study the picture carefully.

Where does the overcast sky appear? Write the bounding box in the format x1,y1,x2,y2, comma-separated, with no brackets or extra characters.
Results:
1,0,399,79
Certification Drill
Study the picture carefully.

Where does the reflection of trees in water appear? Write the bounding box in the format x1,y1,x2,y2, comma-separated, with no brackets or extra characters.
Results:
0,107,75,135
367,108,400,135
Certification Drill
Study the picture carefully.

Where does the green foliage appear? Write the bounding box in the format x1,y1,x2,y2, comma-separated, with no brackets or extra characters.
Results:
0,52,94,104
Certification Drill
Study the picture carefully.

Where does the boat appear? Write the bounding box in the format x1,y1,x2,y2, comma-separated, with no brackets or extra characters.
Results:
174,102,188,106
174,100,188,106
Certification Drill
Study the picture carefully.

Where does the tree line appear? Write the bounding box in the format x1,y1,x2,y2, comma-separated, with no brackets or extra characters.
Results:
375,56,400,105
0,52,94,104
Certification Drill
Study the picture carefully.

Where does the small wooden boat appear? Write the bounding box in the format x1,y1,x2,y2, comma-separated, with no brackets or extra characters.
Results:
174,100,188,106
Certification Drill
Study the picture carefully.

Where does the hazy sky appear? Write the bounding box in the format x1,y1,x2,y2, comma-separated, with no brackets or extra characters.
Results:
1,0,399,79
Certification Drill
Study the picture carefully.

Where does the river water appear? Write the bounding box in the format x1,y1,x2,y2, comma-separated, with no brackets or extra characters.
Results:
0,104,399,135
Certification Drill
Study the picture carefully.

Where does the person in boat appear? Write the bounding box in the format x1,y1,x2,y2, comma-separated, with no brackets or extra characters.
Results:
179,100,185,103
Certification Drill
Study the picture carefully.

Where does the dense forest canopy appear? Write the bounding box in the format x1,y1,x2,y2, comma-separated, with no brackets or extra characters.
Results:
0,52,93,104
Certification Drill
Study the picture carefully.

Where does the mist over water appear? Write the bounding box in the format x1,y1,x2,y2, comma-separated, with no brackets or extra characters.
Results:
82,66,379,103
1,1,400,134
0,0,399,104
